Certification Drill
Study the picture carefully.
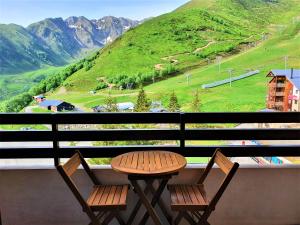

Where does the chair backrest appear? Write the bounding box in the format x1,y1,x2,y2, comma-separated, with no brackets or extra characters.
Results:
56,151,100,211
198,149,239,211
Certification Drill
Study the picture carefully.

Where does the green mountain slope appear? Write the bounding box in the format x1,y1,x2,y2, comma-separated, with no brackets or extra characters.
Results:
0,17,138,75
0,24,66,74
63,0,299,91
47,20,300,112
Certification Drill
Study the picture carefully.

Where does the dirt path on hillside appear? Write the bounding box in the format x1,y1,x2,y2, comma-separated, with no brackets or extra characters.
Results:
155,41,215,70
193,41,216,53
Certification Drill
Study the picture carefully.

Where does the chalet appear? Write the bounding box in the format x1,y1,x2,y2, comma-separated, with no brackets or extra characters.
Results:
266,69,300,112
150,101,167,112
117,102,134,112
39,100,75,112
92,105,107,112
92,102,134,112
33,95,45,103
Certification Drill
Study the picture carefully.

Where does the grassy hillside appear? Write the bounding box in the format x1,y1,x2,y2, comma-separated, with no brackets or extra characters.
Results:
0,24,68,74
0,66,65,101
46,21,300,112
61,0,299,92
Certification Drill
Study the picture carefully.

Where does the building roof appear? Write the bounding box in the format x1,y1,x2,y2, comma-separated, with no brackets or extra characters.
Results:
92,102,135,112
149,108,167,113
33,95,45,99
117,102,134,110
269,69,300,89
39,100,63,107
259,109,279,112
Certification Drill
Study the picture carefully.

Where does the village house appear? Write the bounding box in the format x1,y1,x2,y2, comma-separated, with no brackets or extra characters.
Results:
33,95,46,103
39,100,75,112
92,102,135,112
150,101,167,112
266,69,300,112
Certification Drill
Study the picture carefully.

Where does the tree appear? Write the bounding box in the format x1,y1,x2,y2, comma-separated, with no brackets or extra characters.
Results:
191,89,201,112
134,88,150,112
104,94,118,112
168,91,180,112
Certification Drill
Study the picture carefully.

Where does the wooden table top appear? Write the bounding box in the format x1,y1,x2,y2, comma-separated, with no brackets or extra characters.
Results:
111,151,187,176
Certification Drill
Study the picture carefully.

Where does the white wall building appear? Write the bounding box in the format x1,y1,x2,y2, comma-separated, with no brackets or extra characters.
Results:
291,86,300,112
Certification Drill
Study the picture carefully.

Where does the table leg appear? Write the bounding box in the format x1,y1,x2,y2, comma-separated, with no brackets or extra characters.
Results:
130,179,164,225
126,179,154,225
137,178,169,225
148,181,173,224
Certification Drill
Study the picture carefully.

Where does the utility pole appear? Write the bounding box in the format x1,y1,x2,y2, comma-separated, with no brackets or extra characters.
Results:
228,68,233,87
284,56,288,71
185,74,191,86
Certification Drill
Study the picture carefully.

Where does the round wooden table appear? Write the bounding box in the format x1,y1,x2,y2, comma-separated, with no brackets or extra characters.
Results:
111,151,187,225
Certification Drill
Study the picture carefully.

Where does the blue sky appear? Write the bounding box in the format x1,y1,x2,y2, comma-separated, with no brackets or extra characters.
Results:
0,0,189,27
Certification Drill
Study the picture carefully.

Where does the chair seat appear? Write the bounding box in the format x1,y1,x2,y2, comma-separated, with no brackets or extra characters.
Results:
168,184,209,211
87,185,129,210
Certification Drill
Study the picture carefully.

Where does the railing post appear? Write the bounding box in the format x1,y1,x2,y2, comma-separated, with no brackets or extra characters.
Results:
180,113,185,150
52,122,60,166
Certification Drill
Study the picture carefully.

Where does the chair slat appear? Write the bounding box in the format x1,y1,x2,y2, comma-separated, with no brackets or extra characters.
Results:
175,185,185,204
106,186,117,205
186,186,199,205
87,185,128,209
119,185,129,205
112,186,123,205
214,151,233,174
92,186,105,205
62,153,81,177
99,186,111,205
169,184,209,211
181,186,193,204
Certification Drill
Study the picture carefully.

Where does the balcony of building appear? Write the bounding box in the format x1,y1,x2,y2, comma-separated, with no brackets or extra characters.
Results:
0,112,300,225
269,83,286,88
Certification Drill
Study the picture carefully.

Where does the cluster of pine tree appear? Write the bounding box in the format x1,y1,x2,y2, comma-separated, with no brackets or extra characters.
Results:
101,87,201,113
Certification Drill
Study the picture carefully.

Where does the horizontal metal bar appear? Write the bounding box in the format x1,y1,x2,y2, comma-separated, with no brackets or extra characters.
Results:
0,113,54,125
184,112,300,123
0,130,180,141
1,112,300,125
185,129,300,140
2,128,300,141
0,148,54,158
0,131,54,142
1,145,300,158
0,113,181,124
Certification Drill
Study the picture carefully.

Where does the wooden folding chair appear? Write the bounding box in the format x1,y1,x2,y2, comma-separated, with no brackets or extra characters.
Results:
168,149,239,225
57,151,129,225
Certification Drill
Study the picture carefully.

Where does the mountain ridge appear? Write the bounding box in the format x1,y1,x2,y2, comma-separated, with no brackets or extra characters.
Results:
0,16,140,74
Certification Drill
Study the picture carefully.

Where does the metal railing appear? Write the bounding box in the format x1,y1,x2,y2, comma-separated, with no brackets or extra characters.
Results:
0,112,300,166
